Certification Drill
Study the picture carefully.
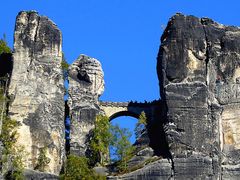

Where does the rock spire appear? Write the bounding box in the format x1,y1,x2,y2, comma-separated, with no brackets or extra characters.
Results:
68,54,104,156
8,11,65,174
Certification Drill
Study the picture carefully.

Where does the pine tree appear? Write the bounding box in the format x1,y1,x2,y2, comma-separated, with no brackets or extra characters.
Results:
134,111,147,140
110,124,135,172
0,34,11,54
89,115,112,165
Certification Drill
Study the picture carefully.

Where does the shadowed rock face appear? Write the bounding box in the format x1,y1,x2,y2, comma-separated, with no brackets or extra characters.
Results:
68,54,104,156
0,53,12,78
8,11,65,174
158,13,240,179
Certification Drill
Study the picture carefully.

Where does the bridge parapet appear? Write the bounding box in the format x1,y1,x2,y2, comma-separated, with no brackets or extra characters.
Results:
99,99,161,108
99,100,161,121
99,101,129,107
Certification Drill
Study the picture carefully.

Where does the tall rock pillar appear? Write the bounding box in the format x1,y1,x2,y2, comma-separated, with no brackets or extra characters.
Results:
158,13,240,179
68,54,104,156
8,11,65,174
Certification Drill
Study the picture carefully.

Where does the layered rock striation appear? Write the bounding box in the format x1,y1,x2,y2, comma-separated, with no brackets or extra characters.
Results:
8,11,65,174
157,13,240,179
68,54,104,156
4,10,240,179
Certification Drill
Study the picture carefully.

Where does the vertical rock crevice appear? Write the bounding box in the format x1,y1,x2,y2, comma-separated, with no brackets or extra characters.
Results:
64,100,70,154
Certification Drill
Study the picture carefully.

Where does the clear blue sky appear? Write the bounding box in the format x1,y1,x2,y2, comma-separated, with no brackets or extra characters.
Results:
1,1,240,143
1,0,239,103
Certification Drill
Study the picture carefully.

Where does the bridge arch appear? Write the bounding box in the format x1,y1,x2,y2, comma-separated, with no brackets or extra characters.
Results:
99,101,155,122
109,111,139,121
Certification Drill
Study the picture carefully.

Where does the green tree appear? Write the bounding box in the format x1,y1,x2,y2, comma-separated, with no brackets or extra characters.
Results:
61,53,69,81
134,111,147,140
110,124,135,172
0,115,25,179
0,88,25,179
60,155,106,180
89,115,111,165
0,34,11,54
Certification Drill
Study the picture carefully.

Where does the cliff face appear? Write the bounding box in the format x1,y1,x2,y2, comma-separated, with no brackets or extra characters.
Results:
68,54,104,156
8,11,65,174
157,13,240,179
4,11,240,179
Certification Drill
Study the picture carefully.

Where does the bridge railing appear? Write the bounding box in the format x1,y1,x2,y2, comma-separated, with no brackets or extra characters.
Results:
99,99,161,108
99,101,129,107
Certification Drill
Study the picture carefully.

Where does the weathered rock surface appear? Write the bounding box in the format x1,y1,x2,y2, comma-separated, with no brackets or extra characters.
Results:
68,54,104,156
127,147,154,168
4,11,240,179
8,11,65,174
23,169,59,180
108,159,172,180
157,13,240,179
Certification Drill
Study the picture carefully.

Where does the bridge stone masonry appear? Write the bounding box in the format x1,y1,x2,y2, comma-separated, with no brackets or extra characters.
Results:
99,100,170,156
99,100,158,121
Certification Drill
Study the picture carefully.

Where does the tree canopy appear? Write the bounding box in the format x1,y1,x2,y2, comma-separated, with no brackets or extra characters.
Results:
89,115,112,165
134,111,147,140
0,34,11,54
110,124,135,172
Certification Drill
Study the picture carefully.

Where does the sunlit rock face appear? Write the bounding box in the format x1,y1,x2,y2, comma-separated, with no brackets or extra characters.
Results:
8,11,65,174
157,13,240,179
68,54,104,156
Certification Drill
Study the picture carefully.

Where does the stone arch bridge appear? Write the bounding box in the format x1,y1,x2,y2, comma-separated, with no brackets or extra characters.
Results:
99,100,161,122
99,100,167,155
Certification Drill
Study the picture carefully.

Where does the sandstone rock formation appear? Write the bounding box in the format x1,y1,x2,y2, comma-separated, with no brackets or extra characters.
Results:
4,10,240,179
157,13,240,179
68,54,104,156
108,159,172,180
8,11,65,174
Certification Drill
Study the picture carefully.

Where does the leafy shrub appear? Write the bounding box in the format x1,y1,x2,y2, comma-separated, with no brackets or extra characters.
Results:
60,155,106,180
